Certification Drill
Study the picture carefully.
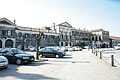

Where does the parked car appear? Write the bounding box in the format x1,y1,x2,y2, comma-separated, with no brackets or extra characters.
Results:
114,44,120,50
60,47,68,52
0,56,8,69
29,46,36,52
66,46,74,51
39,47,66,58
72,46,82,51
29,46,45,52
0,48,35,65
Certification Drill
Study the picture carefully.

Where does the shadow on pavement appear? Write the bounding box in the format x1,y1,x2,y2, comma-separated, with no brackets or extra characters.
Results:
62,56,73,59
0,64,58,80
23,61,49,66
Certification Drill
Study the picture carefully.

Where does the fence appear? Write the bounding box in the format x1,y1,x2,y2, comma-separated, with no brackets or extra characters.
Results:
91,48,120,67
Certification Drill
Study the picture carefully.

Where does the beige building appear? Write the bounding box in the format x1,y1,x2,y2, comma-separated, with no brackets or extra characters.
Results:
109,36,120,48
0,17,110,49
0,18,16,48
56,22,73,47
72,28,92,47
90,28,109,48
0,18,59,49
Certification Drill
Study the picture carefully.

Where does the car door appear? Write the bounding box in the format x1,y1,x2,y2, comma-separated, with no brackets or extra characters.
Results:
42,48,51,57
46,48,55,57
2,50,16,63
40,48,48,56
40,48,55,57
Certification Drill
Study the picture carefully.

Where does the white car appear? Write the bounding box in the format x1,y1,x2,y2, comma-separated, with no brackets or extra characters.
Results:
29,47,36,52
73,46,82,51
0,56,8,69
66,46,73,51
114,44,120,50
60,47,68,52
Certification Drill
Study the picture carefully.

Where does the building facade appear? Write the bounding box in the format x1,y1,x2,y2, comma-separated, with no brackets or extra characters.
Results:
0,18,111,49
15,26,38,49
109,36,120,48
0,18,59,49
56,22,73,47
15,26,59,49
40,27,59,47
72,28,93,47
90,29,109,48
0,18,16,48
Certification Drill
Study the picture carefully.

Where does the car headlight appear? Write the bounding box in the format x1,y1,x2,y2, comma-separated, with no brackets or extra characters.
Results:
31,58,34,60
23,57,30,59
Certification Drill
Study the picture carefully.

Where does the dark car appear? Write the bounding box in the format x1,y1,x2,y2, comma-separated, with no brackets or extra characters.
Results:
0,48,35,65
39,47,66,58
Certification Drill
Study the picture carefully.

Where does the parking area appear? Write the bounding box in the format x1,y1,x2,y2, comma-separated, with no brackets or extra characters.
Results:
1,49,120,80
0,51,76,80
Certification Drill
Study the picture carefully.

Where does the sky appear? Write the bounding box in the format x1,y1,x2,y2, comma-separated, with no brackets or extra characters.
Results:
0,0,120,37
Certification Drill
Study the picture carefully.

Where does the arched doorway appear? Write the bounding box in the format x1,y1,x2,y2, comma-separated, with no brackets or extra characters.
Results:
0,40,2,48
5,39,13,48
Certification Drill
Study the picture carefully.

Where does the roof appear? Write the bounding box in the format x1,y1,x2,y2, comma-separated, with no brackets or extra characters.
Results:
16,26,39,32
42,27,51,30
58,22,72,28
0,17,16,26
16,26,58,34
90,28,108,32
110,36,120,40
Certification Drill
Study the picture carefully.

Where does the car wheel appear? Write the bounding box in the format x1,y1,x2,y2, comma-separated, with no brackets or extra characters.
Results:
56,54,60,58
16,59,22,65
3,65,8,69
39,54,43,57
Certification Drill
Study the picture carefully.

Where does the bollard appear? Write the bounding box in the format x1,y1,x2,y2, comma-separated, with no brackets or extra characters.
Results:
100,51,102,59
111,55,114,66
96,50,97,56
93,49,95,54
92,49,93,53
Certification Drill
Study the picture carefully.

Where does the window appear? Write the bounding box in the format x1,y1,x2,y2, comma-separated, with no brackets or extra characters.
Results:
70,42,71,46
2,30,6,35
18,32,22,37
65,42,68,46
8,30,12,36
70,35,72,40
46,48,53,52
65,34,67,39
61,42,63,46
61,35,63,39
63,35,66,39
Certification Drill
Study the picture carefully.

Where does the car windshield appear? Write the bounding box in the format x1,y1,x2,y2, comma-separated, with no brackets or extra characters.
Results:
12,49,25,54
0,48,9,53
52,48,62,51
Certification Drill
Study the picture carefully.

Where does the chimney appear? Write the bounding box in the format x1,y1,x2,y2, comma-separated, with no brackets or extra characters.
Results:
53,23,56,33
14,20,16,24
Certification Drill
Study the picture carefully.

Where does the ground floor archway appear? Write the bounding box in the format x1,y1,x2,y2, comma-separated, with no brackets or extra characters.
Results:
5,39,13,48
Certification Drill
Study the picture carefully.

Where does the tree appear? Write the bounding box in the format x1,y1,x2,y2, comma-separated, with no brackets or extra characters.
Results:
35,29,44,60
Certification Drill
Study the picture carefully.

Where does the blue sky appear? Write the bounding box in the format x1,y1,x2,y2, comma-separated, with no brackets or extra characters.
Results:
0,0,120,37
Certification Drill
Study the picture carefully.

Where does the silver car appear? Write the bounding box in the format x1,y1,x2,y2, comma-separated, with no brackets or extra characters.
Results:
0,56,8,69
